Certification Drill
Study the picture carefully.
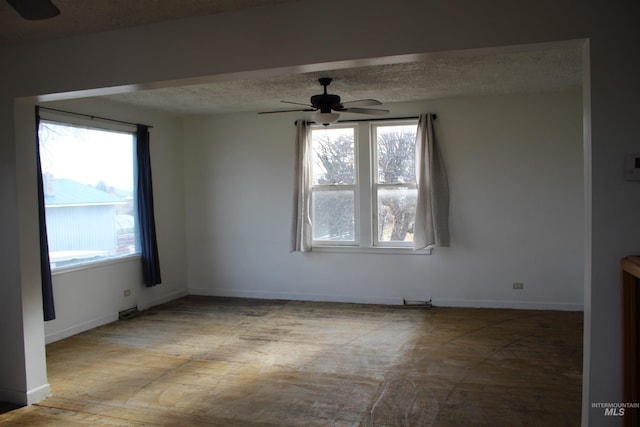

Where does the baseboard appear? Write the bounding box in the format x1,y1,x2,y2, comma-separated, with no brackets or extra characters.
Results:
45,313,118,344
137,289,189,311
44,290,188,344
0,383,50,406
188,288,583,311
189,287,404,306
433,298,584,311
26,383,51,405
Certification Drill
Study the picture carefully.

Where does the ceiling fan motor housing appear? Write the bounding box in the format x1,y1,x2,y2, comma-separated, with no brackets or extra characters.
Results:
310,93,341,113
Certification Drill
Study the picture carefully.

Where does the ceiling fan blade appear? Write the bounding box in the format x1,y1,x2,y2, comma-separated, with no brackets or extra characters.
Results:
258,108,316,115
6,0,60,20
281,100,314,107
341,107,390,116
339,99,382,108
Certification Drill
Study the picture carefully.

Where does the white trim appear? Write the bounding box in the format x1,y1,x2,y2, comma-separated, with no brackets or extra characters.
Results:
40,113,136,134
371,120,419,248
45,313,118,344
26,384,52,405
51,254,140,276
46,201,127,208
188,289,583,312
137,289,189,311
44,289,188,344
358,123,372,246
310,124,360,247
189,287,404,306
433,298,584,311
311,245,432,255
308,120,421,252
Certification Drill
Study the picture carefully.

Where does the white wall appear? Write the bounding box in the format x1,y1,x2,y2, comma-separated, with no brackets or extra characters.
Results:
184,91,584,310
12,100,49,404
37,98,189,343
0,1,638,424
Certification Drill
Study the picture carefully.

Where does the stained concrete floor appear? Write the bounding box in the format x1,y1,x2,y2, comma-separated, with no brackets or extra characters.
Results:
0,296,583,426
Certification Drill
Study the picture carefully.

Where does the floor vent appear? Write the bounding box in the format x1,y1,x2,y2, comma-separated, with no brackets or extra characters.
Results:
119,307,139,320
402,298,434,308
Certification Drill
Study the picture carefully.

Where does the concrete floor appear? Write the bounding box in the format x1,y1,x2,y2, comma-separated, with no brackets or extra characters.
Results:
0,296,583,426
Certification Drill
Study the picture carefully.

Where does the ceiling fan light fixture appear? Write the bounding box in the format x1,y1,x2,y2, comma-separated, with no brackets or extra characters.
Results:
312,112,340,126
6,0,60,20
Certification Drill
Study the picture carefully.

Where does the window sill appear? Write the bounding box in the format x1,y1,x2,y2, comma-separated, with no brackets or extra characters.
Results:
310,246,432,255
51,254,141,276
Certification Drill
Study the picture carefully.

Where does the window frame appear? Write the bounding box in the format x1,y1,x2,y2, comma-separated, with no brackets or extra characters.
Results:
308,118,431,255
38,112,142,272
371,120,419,248
310,123,359,247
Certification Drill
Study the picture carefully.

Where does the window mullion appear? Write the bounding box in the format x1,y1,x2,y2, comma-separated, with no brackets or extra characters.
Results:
312,184,355,191
376,183,417,189
371,124,381,247
357,123,372,247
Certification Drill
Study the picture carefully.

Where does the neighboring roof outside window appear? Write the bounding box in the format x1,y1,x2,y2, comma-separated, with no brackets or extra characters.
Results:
44,178,126,207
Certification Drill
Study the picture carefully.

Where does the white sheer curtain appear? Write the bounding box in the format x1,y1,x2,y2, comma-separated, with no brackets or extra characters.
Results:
291,120,313,252
414,113,450,250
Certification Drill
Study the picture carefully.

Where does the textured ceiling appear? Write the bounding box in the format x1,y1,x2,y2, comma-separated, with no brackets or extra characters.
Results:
0,0,301,45
100,46,582,116
1,1,582,116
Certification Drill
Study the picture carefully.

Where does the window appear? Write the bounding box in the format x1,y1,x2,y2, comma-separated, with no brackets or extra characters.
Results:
309,119,421,252
38,119,140,270
310,125,357,243
373,123,417,246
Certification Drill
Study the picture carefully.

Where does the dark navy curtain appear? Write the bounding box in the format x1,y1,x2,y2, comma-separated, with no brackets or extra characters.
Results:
35,106,56,320
136,125,162,286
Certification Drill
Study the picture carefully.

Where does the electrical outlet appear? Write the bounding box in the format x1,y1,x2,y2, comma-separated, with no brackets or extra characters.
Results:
124,289,131,297
512,282,524,290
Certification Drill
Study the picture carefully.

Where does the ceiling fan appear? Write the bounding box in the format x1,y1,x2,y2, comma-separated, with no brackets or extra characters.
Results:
6,0,60,20
258,77,389,125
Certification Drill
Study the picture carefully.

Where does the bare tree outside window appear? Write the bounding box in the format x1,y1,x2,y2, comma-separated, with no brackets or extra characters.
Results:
311,127,355,242
308,121,417,248
375,124,417,243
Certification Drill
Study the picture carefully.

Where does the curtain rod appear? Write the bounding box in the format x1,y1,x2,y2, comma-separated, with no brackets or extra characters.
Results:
38,106,153,128
296,114,437,126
